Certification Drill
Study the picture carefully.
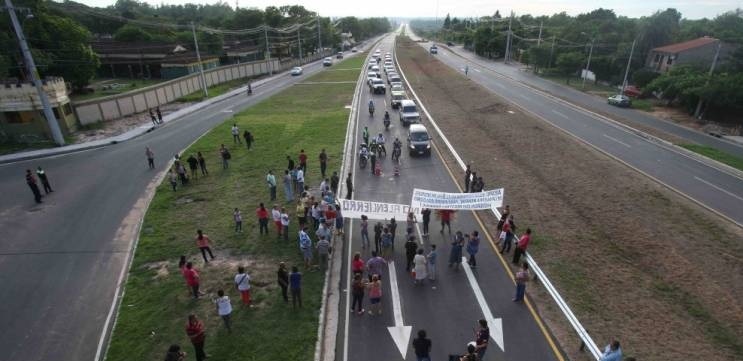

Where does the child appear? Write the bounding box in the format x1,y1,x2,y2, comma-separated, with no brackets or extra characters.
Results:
214,290,232,332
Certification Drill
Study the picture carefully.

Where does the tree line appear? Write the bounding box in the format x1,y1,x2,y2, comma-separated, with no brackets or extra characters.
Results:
411,8,743,121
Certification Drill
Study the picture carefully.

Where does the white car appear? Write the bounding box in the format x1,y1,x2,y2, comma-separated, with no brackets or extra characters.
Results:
390,84,404,92
390,81,403,88
351,47,358,52
369,78,386,94
371,65,380,73
323,57,333,66
291,67,303,76
366,71,380,84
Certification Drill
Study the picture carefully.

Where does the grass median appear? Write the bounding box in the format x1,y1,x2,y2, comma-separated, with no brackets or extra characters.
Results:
105,53,365,361
678,144,743,172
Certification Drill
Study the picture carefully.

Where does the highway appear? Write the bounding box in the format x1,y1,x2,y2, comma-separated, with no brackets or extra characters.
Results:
337,34,563,361
0,45,372,361
407,31,743,227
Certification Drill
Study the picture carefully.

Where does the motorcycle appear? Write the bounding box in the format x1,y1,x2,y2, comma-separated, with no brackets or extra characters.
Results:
369,105,374,116
383,112,391,130
359,144,369,168
391,143,402,162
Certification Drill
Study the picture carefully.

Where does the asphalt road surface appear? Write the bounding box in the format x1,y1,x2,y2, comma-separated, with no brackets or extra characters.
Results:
0,43,375,361
337,35,563,361
407,30,743,227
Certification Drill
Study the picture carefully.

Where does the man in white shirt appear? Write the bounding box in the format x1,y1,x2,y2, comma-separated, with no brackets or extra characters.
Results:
214,290,233,332
280,207,290,241
231,124,241,144
319,179,328,197
272,205,282,238
296,167,305,196
234,266,251,306
298,226,313,269
266,170,277,201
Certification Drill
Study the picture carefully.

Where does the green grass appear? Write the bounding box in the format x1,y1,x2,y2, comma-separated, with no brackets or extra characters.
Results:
540,74,617,95
176,78,252,102
630,99,654,111
71,78,165,101
105,53,365,361
678,144,743,172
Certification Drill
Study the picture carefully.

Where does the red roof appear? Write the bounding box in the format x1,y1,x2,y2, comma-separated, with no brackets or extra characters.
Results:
652,37,718,54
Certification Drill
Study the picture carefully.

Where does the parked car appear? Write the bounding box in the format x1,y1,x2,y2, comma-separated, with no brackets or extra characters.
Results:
429,45,438,54
336,52,344,59
399,99,421,125
623,85,642,98
351,47,358,52
323,57,333,66
369,78,386,94
291,67,303,76
407,124,431,156
607,94,631,107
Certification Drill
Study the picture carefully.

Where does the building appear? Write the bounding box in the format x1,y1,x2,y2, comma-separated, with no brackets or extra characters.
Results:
160,51,220,79
646,36,735,73
224,41,264,64
91,40,220,79
0,77,77,141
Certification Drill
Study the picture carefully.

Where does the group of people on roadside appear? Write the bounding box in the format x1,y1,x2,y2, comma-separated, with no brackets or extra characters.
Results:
24,166,54,204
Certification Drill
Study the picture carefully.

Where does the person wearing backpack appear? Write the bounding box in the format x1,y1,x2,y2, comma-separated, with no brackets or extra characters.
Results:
234,266,251,306
219,144,231,169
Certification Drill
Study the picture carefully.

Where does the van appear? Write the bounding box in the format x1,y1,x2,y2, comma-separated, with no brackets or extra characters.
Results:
398,99,421,126
407,124,431,156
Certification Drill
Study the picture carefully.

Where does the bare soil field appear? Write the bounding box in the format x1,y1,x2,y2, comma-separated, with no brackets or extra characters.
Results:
396,36,743,361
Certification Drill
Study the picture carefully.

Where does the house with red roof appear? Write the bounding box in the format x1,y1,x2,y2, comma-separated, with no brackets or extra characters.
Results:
646,36,735,73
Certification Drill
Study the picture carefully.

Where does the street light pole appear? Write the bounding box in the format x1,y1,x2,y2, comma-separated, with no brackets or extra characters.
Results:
4,0,65,146
504,11,513,64
191,22,208,98
581,38,594,89
620,38,636,95
264,25,272,76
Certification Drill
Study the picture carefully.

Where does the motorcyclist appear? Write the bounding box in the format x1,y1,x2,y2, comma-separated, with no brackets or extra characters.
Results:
368,100,375,115
393,137,402,151
375,133,386,154
359,143,369,158
383,111,391,129
362,126,369,145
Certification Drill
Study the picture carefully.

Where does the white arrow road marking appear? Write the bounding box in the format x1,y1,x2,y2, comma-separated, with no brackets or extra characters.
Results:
462,257,505,352
387,261,412,359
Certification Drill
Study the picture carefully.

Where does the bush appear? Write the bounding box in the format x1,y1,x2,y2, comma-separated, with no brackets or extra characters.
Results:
632,68,660,88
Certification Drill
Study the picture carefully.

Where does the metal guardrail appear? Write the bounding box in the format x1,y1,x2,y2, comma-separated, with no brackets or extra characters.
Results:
394,34,603,360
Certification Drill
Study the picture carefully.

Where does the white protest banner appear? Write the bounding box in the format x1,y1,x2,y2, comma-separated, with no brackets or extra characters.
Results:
410,188,504,210
339,199,420,221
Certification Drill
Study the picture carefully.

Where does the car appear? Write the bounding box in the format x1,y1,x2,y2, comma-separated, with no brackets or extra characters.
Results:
607,94,631,107
399,99,421,125
367,63,377,71
429,45,438,54
351,47,358,52
323,57,333,67
388,74,401,84
390,84,404,92
384,65,395,73
390,87,405,109
407,124,431,156
370,65,380,73
446,41,454,46
336,52,344,59
390,81,403,89
291,67,303,76
366,71,380,84
384,60,393,67
369,78,386,94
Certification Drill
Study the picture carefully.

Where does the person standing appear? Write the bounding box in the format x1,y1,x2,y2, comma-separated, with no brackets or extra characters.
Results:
449,231,464,268
413,248,427,285
184,262,200,299
360,215,370,250
388,218,398,246
351,273,366,315
373,222,383,254
214,290,232,332
497,205,510,236
233,208,243,233
156,106,163,123
439,209,454,234
406,211,417,237
176,162,188,186
266,170,277,201
299,226,313,268
272,205,282,238
412,329,432,361
467,230,480,268
427,245,438,281
185,315,206,361
500,216,514,254
513,228,531,264
405,236,418,272
370,151,377,175
469,172,477,193
281,207,290,242
351,252,365,278
277,262,289,302
25,169,42,203
231,124,241,144
36,166,53,194
149,109,158,126
330,171,340,194
367,274,382,316
381,227,393,260
289,266,302,309
234,266,251,306
169,169,178,191
286,156,295,173
421,208,431,236
195,230,215,263
319,148,328,178
219,144,230,169
196,152,208,176
242,130,252,149
295,166,305,196
298,149,307,172
513,262,530,302
316,236,330,270
186,154,199,179
146,147,155,169
345,172,353,200
599,340,623,361
283,170,294,203
256,203,269,235
474,319,490,360
366,251,387,282
464,164,472,192
164,344,186,361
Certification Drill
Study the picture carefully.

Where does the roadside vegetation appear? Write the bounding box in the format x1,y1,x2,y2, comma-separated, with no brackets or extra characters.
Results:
105,54,364,361
679,144,743,172
70,78,165,102
176,78,257,102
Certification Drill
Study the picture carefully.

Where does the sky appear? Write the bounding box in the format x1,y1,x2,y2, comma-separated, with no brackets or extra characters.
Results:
73,0,742,20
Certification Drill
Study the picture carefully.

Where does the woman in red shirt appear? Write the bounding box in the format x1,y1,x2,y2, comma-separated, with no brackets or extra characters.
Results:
184,262,200,299
195,229,215,263
256,203,269,235
438,209,454,234
185,314,206,361
351,252,365,278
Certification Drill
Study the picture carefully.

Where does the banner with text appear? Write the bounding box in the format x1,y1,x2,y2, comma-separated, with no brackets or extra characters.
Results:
340,199,420,221
410,188,504,210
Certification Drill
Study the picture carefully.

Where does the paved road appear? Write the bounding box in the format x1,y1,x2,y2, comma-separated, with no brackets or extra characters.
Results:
406,31,743,227
0,44,375,361
337,35,562,361
429,38,743,159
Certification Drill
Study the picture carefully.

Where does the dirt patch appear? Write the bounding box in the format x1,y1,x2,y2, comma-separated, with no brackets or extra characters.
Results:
397,37,743,361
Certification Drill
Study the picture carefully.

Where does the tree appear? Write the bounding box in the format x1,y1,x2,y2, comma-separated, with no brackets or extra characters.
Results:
114,24,153,41
645,65,706,110
556,52,584,84
443,14,451,29
528,45,551,73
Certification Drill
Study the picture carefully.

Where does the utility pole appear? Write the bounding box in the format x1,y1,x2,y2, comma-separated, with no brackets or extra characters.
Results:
548,35,556,68
4,0,65,145
317,17,322,54
537,21,543,46
694,40,722,119
504,11,513,64
297,28,302,64
581,38,594,89
620,38,636,95
191,22,208,98
264,25,272,76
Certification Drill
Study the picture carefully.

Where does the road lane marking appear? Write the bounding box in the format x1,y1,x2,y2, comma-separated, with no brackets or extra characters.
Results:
387,261,412,359
552,110,569,119
694,176,743,202
603,134,632,148
462,256,505,352
473,68,481,73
